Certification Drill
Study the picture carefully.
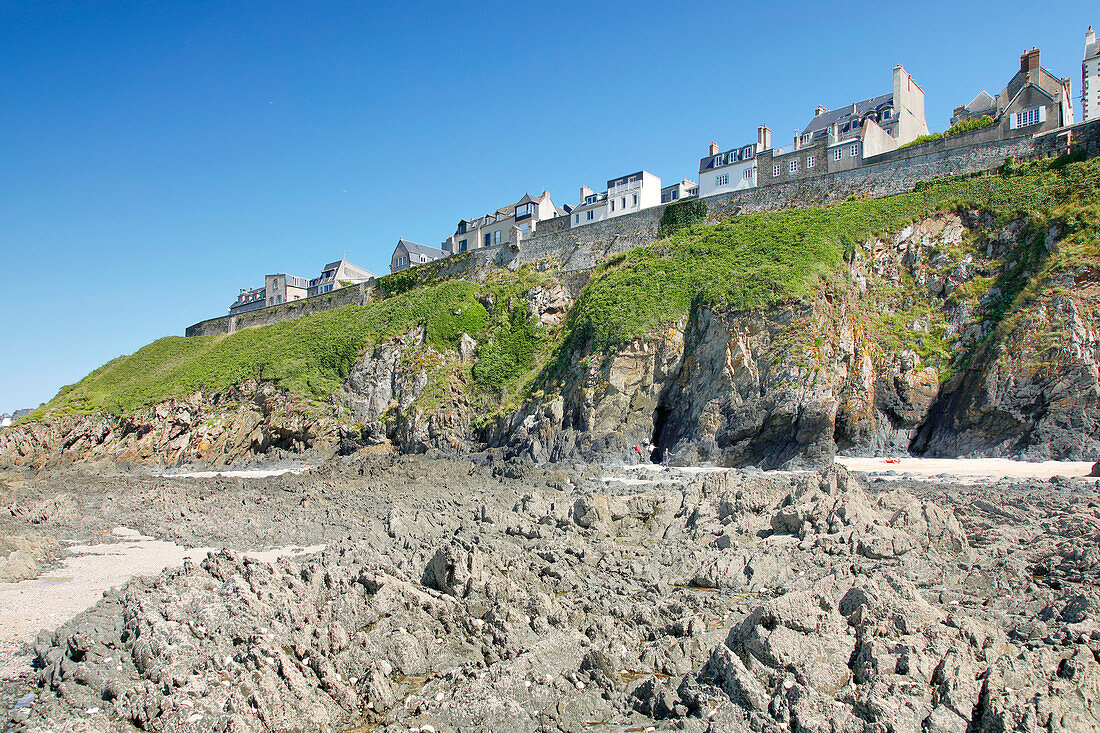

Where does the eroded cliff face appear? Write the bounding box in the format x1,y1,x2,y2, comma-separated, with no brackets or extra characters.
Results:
0,382,338,469
492,211,1100,467
3,211,1098,469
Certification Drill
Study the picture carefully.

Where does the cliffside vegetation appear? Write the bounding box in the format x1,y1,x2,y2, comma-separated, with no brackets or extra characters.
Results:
22,154,1100,427
900,115,995,149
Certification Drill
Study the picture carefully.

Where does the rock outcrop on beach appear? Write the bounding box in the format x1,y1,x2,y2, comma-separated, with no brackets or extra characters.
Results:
5,458,1100,732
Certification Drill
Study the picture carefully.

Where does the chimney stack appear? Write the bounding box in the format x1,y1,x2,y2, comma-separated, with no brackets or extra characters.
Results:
828,122,839,143
793,131,801,151
709,141,719,156
1021,47,1040,73
579,185,593,202
757,125,771,151
814,105,827,117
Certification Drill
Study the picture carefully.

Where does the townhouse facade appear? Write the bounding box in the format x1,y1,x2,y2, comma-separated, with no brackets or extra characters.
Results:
661,179,698,203
229,286,267,316
444,191,558,255
953,49,1075,137
698,137,759,198
757,65,928,187
1087,28,1100,122
571,171,661,227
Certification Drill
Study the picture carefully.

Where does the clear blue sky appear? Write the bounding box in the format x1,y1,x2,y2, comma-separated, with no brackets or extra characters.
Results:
0,0,1096,413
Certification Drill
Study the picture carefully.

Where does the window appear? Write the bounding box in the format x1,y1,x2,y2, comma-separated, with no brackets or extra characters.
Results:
743,168,753,180
807,155,815,169
458,222,467,234
493,230,501,244
671,191,678,200
621,197,627,209
575,214,580,224
1012,106,1043,128
773,164,781,177
632,194,638,206
832,148,843,161
585,195,596,204
484,233,491,247
610,199,615,212
789,160,798,173
882,109,891,119
515,203,533,220
849,143,859,157
587,210,593,220
716,173,729,186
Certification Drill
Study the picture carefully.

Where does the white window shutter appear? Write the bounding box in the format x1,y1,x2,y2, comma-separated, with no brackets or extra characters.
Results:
1038,106,1047,122
1009,114,1018,130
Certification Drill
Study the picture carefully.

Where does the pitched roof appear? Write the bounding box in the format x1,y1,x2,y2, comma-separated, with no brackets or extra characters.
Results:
800,93,894,139
397,238,445,258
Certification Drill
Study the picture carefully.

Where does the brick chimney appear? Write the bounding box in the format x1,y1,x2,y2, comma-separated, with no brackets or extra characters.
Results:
709,141,719,156
1021,47,1040,73
757,125,771,151
814,105,827,117
579,185,593,202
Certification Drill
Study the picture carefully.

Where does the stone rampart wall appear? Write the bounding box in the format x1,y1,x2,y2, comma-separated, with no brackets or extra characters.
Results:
185,121,1097,336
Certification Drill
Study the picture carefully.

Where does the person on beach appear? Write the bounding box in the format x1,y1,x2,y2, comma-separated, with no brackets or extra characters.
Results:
633,444,643,462
661,447,672,469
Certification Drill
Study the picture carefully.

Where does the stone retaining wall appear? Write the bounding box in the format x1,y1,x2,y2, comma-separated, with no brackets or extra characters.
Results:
185,120,1097,336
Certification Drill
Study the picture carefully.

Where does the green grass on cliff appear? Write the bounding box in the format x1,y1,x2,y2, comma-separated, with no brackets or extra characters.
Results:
26,155,1100,422
558,156,1100,358
36,281,492,417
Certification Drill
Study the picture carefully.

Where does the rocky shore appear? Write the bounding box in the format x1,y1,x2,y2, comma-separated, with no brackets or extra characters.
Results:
2,456,1099,731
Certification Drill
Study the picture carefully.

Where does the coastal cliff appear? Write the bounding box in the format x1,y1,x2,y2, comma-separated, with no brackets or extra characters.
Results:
3,157,1099,469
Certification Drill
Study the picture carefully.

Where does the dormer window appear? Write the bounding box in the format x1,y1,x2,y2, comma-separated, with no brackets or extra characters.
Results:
881,109,891,120
515,203,534,220
585,195,596,204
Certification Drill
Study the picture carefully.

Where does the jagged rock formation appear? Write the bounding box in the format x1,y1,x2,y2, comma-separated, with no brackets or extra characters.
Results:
10,460,1100,732
0,382,336,470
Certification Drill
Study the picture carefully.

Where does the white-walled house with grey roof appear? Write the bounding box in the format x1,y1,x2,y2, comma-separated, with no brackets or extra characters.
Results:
698,137,759,198
570,171,661,228
307,260,374,296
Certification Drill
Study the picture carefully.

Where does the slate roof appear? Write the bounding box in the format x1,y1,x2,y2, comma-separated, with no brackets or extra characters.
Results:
800,93,894,140
397,238,445,258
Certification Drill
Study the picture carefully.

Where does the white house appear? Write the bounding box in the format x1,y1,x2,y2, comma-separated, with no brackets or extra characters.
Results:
0,414,11,429
307,260,374,296
1085,27,1099,121
570,171,661,227
446,191,558,254
698,140,758,198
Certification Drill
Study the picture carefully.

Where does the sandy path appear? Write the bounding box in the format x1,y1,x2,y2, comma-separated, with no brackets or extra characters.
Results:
158,465,315,479
836,456,1098,480
0,528,324,679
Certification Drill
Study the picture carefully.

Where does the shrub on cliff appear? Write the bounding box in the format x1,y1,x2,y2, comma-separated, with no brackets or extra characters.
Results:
658,199,708,237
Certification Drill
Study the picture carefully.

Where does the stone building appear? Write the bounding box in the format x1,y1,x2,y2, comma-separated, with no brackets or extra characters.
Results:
756,65,928,187
228,286,266,316
445,191,558,255
952,48,1074,136
1084,27,1099,122
390,238,445,273
265,273,308,307
307,260,374,297
661,178,698,203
